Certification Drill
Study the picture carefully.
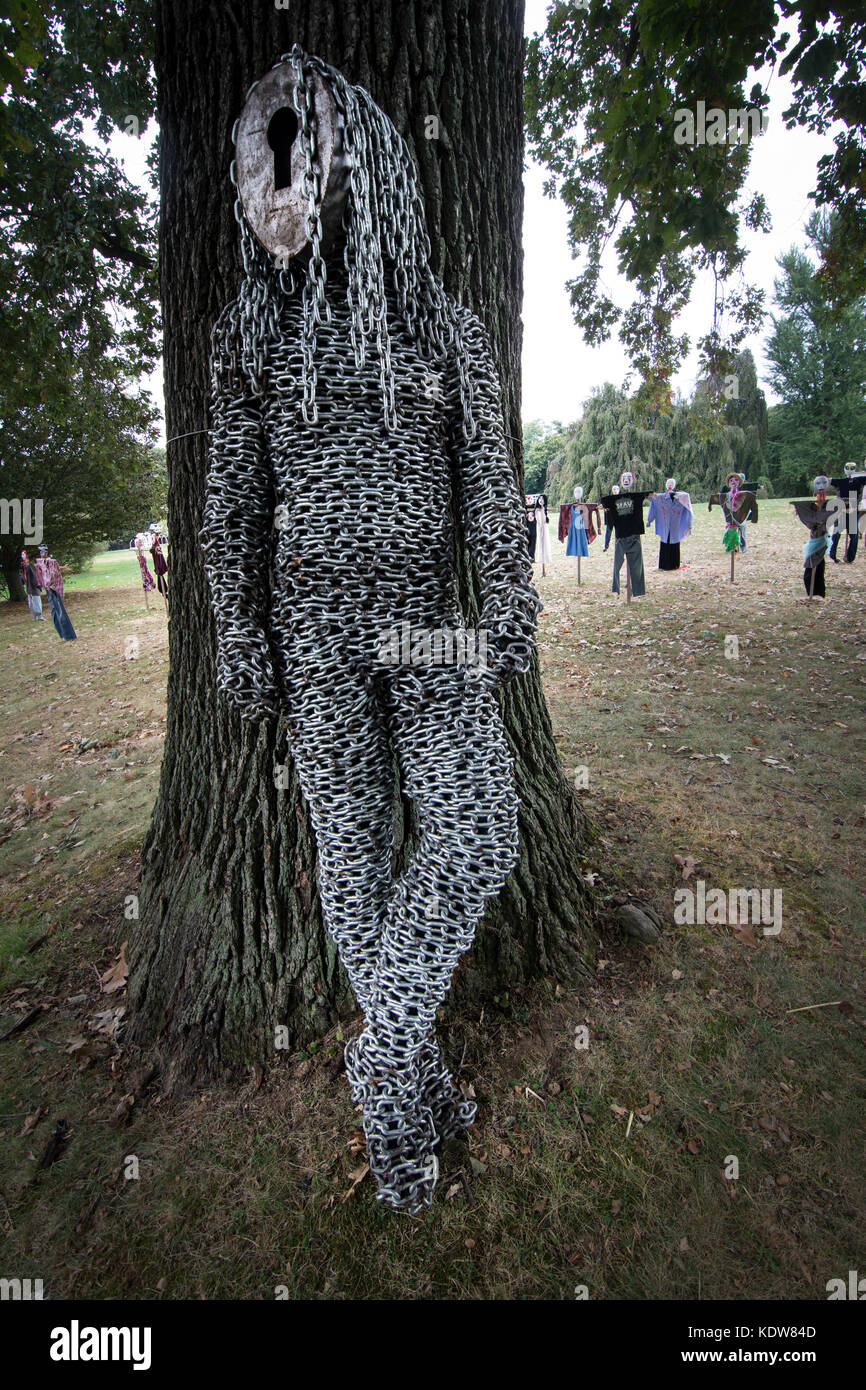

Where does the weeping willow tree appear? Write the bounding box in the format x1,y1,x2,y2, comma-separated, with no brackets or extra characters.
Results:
552,351,768,504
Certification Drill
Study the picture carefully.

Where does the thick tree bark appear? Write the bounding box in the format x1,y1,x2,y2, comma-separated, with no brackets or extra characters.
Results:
2,565,26,602
129,0,594,1091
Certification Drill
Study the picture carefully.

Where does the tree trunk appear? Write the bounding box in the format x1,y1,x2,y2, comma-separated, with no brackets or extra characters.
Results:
2,564,26,602
129,0,595,1092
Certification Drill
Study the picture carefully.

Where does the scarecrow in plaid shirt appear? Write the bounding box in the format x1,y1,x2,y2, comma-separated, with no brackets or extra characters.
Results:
35,544,76,641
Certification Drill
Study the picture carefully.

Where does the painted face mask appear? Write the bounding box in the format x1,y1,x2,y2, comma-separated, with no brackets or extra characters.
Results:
573,486,584,501
845,462,857,477
232,57,349,264
620,471,634,489
665,478,676,492
726,472,745,509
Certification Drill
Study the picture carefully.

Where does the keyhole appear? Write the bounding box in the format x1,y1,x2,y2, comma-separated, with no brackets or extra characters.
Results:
267,106,299,191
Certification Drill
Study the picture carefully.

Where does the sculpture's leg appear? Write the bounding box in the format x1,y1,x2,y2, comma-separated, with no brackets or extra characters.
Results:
283,647,394,1021
350,665,519,1210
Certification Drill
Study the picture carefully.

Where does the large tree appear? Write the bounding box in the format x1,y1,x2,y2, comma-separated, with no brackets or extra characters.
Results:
764,212,866,488
0,0,160,596
524,1,866,415
550,356,770,505
128,0,594,1090
0,368,163,598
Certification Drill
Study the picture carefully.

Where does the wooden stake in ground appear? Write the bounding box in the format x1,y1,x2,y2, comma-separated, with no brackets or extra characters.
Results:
730,549,735,584
576,556,581,587
626,561,632,604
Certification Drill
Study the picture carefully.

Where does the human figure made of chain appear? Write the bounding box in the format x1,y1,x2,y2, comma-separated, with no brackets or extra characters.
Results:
200,49,540,1212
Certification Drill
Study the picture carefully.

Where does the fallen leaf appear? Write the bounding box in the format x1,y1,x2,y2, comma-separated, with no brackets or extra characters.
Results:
19,1106,47,1137
340,1162,370,1202
732,922,758,947
100,942,128,994
109,1093,136,1127
673,853,698,881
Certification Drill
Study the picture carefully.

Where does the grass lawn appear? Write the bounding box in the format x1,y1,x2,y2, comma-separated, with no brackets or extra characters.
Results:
62,547,169,593
0,499,864,1300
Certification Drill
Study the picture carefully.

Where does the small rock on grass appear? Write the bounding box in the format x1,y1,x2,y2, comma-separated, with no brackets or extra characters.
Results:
616,899,662,944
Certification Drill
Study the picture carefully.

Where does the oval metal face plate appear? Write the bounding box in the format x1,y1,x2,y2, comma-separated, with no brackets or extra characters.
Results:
234,61,337,260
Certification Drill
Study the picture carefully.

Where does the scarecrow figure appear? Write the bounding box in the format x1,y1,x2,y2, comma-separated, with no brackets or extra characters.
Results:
791,475,833,598
709,472,759,553
200,49,540,1213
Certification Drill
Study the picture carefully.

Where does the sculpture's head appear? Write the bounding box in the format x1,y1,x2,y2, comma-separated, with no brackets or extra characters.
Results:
844,461,857,477
573,485,584,501
222,46,456,432
814,474,830,501
665,477,676,492
233,55,348,266
611,484,621,496
620,470,634,490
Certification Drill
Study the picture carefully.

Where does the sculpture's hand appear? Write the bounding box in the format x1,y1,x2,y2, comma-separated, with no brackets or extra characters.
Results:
478,584,542,687
215,636,280,722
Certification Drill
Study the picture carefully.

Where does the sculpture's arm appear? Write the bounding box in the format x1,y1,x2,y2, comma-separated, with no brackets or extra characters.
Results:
200,313,279,721
451,308,541,686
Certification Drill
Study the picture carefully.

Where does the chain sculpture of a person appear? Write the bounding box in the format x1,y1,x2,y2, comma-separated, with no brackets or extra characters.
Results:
200,48,540,1213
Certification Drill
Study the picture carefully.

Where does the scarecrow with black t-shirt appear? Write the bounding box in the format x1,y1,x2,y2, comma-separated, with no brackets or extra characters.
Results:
598,470,652,597
828,462,866,564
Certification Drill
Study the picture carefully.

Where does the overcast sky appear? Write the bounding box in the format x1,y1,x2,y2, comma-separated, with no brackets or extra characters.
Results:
521,0,835,425
110,4,836,441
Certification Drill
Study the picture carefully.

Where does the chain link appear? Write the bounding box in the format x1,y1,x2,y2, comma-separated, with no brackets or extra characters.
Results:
202,49,540,1214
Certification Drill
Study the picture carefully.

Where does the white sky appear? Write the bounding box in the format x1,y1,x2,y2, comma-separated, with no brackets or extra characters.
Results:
109,4,836,440
521,0,834,424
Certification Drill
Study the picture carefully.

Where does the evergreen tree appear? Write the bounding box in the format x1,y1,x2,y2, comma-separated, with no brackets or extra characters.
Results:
764,212,866,491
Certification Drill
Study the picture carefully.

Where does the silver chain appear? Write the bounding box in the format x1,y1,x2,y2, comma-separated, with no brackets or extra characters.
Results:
202,49,540,1214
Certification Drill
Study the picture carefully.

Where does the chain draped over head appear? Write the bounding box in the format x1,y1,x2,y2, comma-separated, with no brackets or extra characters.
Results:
218,45,477,437
201,50,541,1212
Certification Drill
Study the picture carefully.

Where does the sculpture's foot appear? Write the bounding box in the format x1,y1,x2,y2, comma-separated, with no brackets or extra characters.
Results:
416,1039,477,1143
344,1034,439,1214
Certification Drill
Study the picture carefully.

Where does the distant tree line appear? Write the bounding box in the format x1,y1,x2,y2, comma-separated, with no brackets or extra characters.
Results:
525,218,866,503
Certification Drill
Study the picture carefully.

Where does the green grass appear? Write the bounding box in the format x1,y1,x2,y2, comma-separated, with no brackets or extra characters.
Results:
0,499,864,1299
65,547,169,592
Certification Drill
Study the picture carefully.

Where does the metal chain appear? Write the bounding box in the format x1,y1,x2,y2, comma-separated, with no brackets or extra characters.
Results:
202,49,540,1215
